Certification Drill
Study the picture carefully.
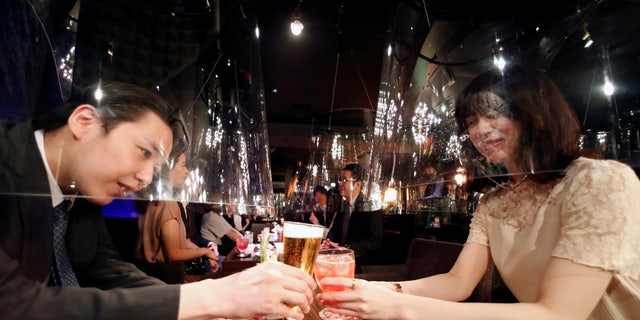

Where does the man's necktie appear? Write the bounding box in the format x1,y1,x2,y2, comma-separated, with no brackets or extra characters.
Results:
178,202,191,240
341,203,352,243
51,201,79,286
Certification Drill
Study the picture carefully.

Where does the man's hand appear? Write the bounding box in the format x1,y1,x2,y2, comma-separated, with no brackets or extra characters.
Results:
309,212,320,225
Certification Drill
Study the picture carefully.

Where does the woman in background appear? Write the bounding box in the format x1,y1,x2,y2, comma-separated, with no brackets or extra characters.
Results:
318,65,640,319
135,151,219,283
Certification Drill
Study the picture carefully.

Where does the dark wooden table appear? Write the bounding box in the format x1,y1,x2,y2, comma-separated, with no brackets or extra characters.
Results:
220,247,260,275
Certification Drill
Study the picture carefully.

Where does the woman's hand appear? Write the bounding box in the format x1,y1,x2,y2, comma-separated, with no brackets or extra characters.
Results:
317,278,403,320
204,248,219,261
208,258,221,272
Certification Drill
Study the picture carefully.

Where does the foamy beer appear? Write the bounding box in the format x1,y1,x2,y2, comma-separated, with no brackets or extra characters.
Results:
282,221,324,275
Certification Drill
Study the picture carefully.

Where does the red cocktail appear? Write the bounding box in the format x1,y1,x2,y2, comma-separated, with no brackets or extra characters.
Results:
314,248,356,292
235,236,250,258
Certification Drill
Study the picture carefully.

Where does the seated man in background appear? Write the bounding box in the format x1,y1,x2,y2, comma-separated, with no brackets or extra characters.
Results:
307,185,330,227
323,164,383,271
423,163,445,199
200,205,244,262
222,202,251,232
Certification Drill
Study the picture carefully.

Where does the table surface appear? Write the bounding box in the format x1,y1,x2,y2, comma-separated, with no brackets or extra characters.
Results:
222,248,260,273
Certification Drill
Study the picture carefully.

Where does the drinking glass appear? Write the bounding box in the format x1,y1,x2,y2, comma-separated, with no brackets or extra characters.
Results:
244,231,254,245
235,236,250,258
315,248,358,320
280,221,325,319
282,221,325,275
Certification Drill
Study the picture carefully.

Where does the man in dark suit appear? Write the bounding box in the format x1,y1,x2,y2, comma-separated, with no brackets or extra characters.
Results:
306,185,330,227
423,163,445,199
0,82,315,320
323,164,383,269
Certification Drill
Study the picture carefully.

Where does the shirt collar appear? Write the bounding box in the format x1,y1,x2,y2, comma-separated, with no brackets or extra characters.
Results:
34,130,76,208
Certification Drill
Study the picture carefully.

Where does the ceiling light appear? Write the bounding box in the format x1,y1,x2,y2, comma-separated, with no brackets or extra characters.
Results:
290,3,304,36
603,75,614,96
582,23,594,48
600,46,615,97
492,30,506,70
584,38,593,48
383,186,398,203
493,54,506,70
290,19,304,36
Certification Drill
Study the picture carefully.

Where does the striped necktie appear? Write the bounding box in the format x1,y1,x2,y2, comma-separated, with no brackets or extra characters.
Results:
51,201,79,286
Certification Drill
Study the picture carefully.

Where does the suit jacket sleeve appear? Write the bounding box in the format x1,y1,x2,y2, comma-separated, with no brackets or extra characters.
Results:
0,194,182,320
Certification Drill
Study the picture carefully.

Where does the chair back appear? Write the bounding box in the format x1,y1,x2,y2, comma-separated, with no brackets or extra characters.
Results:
405,238,499,302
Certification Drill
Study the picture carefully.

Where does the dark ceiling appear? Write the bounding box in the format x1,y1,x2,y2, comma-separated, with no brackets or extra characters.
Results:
256,0,391,177
257,0,640,182
2,0,639,196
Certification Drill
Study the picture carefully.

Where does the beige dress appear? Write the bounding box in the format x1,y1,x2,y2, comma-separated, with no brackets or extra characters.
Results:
467,157,640,319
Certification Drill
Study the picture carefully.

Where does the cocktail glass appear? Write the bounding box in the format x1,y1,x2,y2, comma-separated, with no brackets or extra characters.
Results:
315,248,358,320
235,236,250,258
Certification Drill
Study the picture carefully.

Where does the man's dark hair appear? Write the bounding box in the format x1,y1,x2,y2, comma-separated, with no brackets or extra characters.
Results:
34,81,175,134
343,163,364,181
314,185,328,196
424,160,439,172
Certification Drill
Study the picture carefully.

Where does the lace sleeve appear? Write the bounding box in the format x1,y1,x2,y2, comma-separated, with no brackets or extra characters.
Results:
552,159,640,279
466,196,490,247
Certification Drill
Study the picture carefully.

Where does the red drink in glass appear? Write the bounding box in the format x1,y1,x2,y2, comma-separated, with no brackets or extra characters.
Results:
236,237,249,251
314,248,356,293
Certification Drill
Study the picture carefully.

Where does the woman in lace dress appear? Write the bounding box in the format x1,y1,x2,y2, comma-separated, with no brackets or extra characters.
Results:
317,65,640,319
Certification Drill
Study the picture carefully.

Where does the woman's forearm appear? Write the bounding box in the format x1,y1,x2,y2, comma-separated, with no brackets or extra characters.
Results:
165,247,211,262
401,273,476,302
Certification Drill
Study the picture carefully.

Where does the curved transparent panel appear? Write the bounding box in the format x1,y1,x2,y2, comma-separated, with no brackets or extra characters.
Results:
161,1,275,217
370,1,640,228
291,108,376,213
0,1,274,216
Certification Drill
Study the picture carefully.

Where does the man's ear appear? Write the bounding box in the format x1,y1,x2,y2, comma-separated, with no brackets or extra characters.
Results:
67,104,99,139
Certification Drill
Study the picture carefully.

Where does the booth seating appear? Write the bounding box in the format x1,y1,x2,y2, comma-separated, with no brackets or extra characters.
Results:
357,238,516,303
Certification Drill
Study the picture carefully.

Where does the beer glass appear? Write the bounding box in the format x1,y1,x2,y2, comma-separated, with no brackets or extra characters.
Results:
282,221,325,275
276,222,325,320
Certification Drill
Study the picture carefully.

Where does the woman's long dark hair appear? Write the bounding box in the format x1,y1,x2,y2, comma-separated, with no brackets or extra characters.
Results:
455,65,600,186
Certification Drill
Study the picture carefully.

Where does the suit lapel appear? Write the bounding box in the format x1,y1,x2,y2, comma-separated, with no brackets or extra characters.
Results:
10,122,55,282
